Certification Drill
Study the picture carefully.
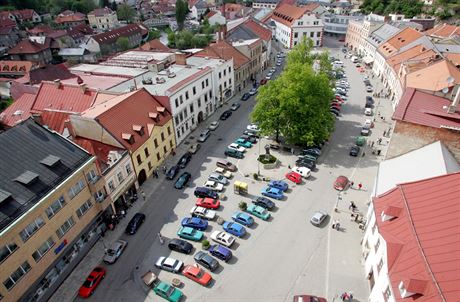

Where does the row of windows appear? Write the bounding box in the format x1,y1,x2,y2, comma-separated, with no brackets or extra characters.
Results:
294,31,321,39
218,66,232,79
3,261,31,291
135,126,172,165
174,79,210,108
136,141,174,166
107,163,133,192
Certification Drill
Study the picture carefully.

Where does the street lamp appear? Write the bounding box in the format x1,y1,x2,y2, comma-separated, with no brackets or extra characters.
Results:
257,137,261,176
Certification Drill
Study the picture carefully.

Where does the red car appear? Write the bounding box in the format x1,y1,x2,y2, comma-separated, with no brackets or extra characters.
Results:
334,95,344,102
79,266,106,298
333,176,349,191
293,294,327,302
196,197,220,209
260,79,268,85
331,100,342,107
285,171,302,184
330,104,341,111
182,264,212,286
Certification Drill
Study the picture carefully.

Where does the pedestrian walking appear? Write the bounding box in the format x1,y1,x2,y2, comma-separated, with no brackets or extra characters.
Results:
383,130,386,137
358,183,362,190
348,201,355,211
288,164,291,169
371,141,374,147
162,165,167,174
141,190,146,201
157,232,164,245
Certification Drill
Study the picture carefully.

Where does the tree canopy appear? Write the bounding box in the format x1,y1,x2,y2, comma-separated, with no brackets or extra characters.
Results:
117,4,136,23
175,0,188,30
251,38,335,146
359,0,424,18
116,37,130,51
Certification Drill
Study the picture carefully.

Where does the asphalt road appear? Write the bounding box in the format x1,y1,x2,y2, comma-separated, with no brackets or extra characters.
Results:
78,43,377,302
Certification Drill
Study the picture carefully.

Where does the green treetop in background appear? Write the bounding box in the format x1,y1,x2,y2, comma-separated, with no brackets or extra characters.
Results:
117,4,136,23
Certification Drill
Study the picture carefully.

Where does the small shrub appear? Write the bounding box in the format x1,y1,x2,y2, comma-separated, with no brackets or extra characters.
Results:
238,201,247,211
253,173,258,180
202,239,210,250
257,154,277,164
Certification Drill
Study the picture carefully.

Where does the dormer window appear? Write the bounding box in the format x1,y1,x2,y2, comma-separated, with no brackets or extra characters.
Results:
133,125,144,136
122,133,134,145
381,206,401,222
398,279,428,298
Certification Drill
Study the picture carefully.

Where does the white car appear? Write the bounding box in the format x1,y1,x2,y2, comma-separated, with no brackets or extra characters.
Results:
155,257,184,273
228,143,245,153
103,240,128,264
364,108,372,116
210,231,235,247
204,180,224,192
366,86,373,93
190,206,216,220
246,124,259,132
208,173,229,185
270,67,276,73
197,130,210,142
249,88,257,95
364,119,373,128
265,74,272,80
208,121,219,130
215,167,232,178
292,166,311,178
310,210,328,226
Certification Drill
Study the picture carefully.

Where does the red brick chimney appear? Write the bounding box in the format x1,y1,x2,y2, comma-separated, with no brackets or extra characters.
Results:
175,52,187,65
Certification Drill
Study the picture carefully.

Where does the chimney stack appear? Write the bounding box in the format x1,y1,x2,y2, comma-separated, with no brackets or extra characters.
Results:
448,85,460,114
175,52,187,65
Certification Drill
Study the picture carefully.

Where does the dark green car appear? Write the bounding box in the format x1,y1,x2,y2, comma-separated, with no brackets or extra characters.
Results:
225,148,244,159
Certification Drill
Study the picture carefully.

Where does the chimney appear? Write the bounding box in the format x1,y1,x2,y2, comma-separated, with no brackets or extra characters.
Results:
79,83,87,93
53,79,61,87
175,52,187,65
447,84,460,114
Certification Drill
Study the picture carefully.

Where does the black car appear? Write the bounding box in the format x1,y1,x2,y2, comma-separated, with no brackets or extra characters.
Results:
301,149,320,158
349,145,360,157
194,251,219,272
219,110,232,120
125,213,146,235
366,96,374,104
241,93,250,101
194,187,219,199
240,135,257,144
174,172,191,189
252,196,275,210
168,238,193,254
243,130,260,138
295,158,316,170
166,165,180,180
330,108,340,116
177,152,192,169
365,100,373,109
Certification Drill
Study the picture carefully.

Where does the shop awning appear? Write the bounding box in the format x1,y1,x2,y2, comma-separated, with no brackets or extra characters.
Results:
363,56,374,64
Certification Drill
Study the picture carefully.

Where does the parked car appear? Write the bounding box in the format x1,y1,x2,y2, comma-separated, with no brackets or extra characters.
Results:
166,165,180,180
230,103,241,111
182,265,212,286
208,121,219,130
366,86,373,93
177,152,192,168
265,73,272,80
330,108,340,117
125,213,145,235
240,134,257,144
252,196,275,210
216,159,237,171
364,108,372,116
209,244,233,262
231,211,254,226
210,231,235,247
155,257,184,273
219,110,232,120
103,240,128,264
190,206,216,220
208,173,228,185
292,166,311,178
203,180,224,191
188,143,201,154
194,251,219,271
333,175,349,191
194,187,219,199
295,159,316,170
286,171,302,184
174,172,191,189
177,226,204,241
260,78,268,85
268,180,289,191
246,204,271,220
153,281,183,302
293,295,327,302
228,143,246,153
225,148,244,159
214,167,232,178
261,186,284,200
310,210,328,226
234,138,252,148
168,238,193,254
181,216,208,231
196,197,220,209
361,126,370,136
349,145,360,157
243,130,260,138
246,124,259,132
223,221,246,237
298,154,317,162
197,129,211,142
78,267,106,298
241,93,251,101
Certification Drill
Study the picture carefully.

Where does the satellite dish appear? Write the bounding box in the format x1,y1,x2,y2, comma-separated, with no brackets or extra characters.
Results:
442,87,449,94
446,76,454,84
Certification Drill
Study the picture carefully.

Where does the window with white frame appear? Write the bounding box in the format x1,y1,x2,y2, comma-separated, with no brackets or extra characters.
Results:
76,200,93,218
3,261,31,291
117,172,124,183
32,237,55,262
86,170,97,183
56,216,75,239
45,196,66,219
383,286,392,300
19,216,45,242
125,164,132,175
68,179,85,199
375,238,380,252
108,180,115,192
377,258,384,272
0,242,18,263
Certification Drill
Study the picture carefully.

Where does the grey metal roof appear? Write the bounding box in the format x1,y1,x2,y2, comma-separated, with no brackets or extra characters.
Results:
0,118,91,232
226,24,258,42
368,23,401,48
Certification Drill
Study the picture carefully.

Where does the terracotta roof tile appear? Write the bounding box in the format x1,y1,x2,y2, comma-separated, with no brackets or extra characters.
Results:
9,81,38,100
82,88,173,152
72,136,124,173
28,64,75,85
11,9,36,20
272,4,308,27
444,53,460,67
387,44,437,71
405,59,460,92
0,92,35,127
39,110,71,134
139,39,171,52
9,38,51,55
91,24,144,46
194,40,250,69
373,172,460,302
243,18,272,42
206,11,218,18
88,7,114,17
393,88,460,129
55,12,85,24
0,61,34,75
424,23,460,39
378,27,424,58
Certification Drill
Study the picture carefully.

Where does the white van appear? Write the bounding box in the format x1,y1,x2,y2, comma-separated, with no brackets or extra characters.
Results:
351,56,359,63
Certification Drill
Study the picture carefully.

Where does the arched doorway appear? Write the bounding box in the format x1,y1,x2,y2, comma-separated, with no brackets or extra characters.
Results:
138,169,147,185
197,111,204,124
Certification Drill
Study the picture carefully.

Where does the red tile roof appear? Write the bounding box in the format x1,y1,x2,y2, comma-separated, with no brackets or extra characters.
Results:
9,81,39,100
405,59,460,92
0,93,35,127
28,64,75,85
206,11,218,18
67,24,94,39
39,110,71,134
393,88,460,129
139,39,171,52
378,27,423,58
243,18,272,42
194,40,250,69
0,17,16,30
88,7,114,17
387,44,437,72
9,38,51,55
72,136,124,173
272,4,309,27
424,23,460,38
11,9,36,21
373,172,460,302
91,24,144,46
55,12,85,24
0,61,34,75
84,88,173,152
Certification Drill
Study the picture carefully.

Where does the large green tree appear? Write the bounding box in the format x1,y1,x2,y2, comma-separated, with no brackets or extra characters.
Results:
251,39,335,146
116,37,130,51
175,0,188,30
117,4,136,23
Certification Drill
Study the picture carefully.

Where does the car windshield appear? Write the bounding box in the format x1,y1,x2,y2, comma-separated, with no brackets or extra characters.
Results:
106,249,116,256
166,286,175,296
195,270,203,278
83,280,94,288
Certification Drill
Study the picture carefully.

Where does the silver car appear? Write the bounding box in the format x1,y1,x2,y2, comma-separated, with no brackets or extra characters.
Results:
208,173,228,185
310,210,328,226
103,240,128,264
155,256,184,273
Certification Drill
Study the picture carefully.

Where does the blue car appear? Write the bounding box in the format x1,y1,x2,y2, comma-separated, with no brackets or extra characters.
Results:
181,217,208,231
261,186,284,200
222,221,246,237
174,172,191,189
231,211,254,227
268,180,289,192
209,244,233,262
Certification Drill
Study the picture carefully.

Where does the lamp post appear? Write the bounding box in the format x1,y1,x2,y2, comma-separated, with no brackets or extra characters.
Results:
257,136,261,176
